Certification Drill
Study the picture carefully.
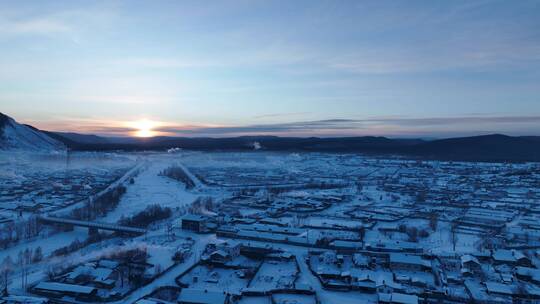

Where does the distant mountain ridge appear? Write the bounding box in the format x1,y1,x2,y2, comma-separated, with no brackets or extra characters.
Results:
2,113,539,162
407,134,540,162
46,132,111,145
49,131,540,162
0,113,65,152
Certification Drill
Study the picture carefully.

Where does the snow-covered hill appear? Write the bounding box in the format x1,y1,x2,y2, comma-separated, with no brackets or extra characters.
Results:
0,112,65,152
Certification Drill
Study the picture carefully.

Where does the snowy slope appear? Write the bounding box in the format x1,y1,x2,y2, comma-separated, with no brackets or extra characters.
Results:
0,112,65,152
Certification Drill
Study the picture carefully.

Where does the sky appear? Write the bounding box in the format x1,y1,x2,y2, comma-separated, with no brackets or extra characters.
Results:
0,0,539,138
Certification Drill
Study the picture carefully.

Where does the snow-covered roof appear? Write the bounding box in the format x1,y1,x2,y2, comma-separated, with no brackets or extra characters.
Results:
389,253,431,268
67,265,112,282
330,240,363,249
353,253,369,266
379,292,418,304
516,266,540,281
98,259,119,269
2,295,49,304
464,280,489,301
177,289,227,304
391,293,418,304
34,282,96,294
492,249,523,262
135,298,175,304
93,267,113,281
182,214,207,222
485,282,516,295
210,250,229,258
461,254,480,265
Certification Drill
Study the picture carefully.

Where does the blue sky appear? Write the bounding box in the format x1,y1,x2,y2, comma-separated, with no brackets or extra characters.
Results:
1,0,539,137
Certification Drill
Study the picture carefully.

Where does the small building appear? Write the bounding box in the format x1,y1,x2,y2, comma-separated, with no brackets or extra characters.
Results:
208,250,230,264
352,276,377,293
181,215,207,233
203,241,241,264
216,240,241,258
461,254,481,275
353,253,370,268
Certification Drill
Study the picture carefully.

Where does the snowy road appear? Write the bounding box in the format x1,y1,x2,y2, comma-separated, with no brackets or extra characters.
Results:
176,161,205,189
102,159,198,222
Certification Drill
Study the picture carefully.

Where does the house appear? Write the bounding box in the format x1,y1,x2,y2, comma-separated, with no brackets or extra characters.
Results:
464,280,493,304
492,249,531,266
514,251,532,267
365,240,422,254
0,215,13,224
20,202,42,212
216,241,241,258
516,266,540,284
177,289,229,304
1,295,49,304
460,254,481,275
485,282,517,296
33,282,97,301
239,242,274,257
181,215,207,233
203,241,241,264
352,275,377,293
208,250,229,264
330,240,363,252
378,292,418,304
472,251,492,262
98,259,119,269
135,298,175,304
388,253,431,271
67,265,113,285
353,253,370,268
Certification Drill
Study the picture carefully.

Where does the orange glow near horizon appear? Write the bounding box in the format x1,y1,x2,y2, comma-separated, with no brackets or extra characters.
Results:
130,119,158,137
24,117,232,137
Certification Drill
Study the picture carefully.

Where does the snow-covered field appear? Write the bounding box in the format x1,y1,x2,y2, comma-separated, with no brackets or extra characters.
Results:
0,150,539,303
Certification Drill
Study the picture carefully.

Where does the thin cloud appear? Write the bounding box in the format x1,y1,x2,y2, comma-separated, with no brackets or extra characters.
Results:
0,17,72,35
150,115,540,137
253,112,310,119
0,5,117,42
113,57,224,69
33,114,540,138
365,116,540,126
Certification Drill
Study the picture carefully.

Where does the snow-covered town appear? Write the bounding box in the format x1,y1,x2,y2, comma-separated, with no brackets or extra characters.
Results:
1,150,539,304
2,0,540,303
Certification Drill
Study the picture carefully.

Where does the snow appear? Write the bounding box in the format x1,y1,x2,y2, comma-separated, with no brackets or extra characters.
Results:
102,159,198,222
1,150,540,304
116,233,215,304
248,259,297,290
0,114,65,152
177,289,228,304
34,281,96,294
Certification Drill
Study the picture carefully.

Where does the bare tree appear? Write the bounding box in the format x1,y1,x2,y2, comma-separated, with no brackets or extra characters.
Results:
1,256,14,295
33,246,43,263
429,212,439,231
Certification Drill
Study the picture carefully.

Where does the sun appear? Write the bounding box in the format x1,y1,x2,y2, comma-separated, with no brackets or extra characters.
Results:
131,119,157,137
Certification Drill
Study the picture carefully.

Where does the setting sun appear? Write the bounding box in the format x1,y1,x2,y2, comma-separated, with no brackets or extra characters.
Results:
131,119,157,137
